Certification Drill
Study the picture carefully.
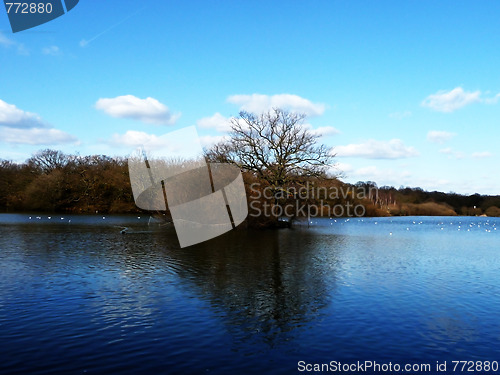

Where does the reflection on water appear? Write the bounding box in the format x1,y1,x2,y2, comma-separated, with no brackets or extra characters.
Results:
172,229,335,350
0,214,500,374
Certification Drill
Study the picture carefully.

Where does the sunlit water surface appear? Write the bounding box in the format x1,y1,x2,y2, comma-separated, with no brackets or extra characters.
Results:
0,214,499,374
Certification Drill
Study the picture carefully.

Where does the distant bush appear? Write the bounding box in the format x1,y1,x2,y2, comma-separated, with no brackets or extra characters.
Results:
361,200,390,217
392,202,457,216
485,206,500,217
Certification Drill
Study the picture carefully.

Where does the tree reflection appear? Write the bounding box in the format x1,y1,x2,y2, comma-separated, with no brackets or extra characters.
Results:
165,229,339,348
9,221,341,352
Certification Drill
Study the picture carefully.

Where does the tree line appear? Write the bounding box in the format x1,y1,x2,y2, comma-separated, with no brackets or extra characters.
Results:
0,109,498,221
0,149,136,213
1,149,498,218
370,183,500,217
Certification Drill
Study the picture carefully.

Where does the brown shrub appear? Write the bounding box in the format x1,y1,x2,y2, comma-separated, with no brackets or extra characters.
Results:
485,206,500,217
395,202,457,216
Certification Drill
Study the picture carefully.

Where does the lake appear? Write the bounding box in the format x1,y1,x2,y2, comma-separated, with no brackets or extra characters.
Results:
0,214,499,374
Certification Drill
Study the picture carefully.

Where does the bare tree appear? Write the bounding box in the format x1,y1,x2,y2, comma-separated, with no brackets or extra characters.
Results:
206,108,335,196
27,149,70,174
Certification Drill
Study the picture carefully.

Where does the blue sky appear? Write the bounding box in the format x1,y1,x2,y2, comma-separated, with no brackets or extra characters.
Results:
1,1,499,194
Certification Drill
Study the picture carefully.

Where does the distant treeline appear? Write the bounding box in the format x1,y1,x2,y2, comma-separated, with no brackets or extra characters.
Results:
0,149,137,214
0,150,499,218
355,181,500,217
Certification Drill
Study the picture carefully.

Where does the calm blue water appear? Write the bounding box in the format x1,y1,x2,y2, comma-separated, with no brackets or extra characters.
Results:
0,214,499,374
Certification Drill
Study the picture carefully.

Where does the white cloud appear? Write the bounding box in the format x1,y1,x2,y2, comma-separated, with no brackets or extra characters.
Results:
472,151,493,159
111,130,171,149
0,32,14,47
421,87,481,112
484,93,500,105
0,127,78,145
389,111,412,120
306,125,341,137
332,162,352,176
111,130,198,154
354,166,408,179
439,147,465,159
335,139,419,159
198,135,228,148
113,131,227,155
0,99,78,146
197,113,232,132
0,32,29,55
354,166,380,177
95,95,180,125
0,99,46,129
196,113,339,138
227,94,326,116
427,130,456,144
439,147,453,154
110,130,206,160
42,45,61,56
345,165,413,186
